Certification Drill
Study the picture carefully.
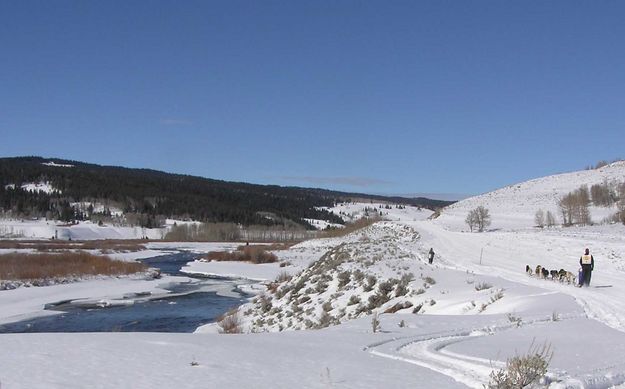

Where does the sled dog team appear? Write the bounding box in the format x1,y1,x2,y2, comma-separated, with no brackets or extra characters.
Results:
525,264,576,284
526,248,595,287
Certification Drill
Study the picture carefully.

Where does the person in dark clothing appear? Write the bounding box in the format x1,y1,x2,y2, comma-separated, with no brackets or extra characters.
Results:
579,248,594,287
428,248,435,264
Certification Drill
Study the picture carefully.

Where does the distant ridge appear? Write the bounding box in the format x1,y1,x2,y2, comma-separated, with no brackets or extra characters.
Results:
0,156,454,228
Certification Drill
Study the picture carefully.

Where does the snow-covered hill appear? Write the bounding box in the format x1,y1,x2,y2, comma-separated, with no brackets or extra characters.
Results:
436,161,625,231
320,202,434,222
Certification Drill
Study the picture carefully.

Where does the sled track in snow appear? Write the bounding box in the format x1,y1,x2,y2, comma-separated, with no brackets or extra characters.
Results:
363,320,534,388
521,274,625,333
365,316,625,389
367,333,497,388
574,293,625,333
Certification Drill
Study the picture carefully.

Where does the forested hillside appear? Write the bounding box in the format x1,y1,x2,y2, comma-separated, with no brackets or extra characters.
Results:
0,157,452,228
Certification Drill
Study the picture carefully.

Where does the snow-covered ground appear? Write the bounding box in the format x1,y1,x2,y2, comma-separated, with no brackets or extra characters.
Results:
19,181,60,194
0,219,166,240
320,201,435,222
2,164,625,388
303,217,345,230
0,217,204,240
41,161,74,168
70,202,124,217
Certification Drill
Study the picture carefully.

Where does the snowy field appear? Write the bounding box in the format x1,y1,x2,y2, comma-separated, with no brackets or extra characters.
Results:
2,163,625,388
0,219,166,240
320,201,435,223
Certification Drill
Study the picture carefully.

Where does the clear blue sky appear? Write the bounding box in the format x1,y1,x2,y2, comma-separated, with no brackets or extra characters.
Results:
2,1,624,199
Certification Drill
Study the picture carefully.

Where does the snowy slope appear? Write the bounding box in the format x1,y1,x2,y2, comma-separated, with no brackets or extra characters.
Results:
303,218,345,230
41,161,74,168
436,161,625,231
320,202,434,222
20,181,60,194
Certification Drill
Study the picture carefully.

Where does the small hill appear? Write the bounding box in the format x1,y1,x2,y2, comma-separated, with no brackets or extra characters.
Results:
435,161,625,231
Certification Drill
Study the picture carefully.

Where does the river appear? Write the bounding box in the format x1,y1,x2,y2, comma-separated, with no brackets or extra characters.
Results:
0,251,250,333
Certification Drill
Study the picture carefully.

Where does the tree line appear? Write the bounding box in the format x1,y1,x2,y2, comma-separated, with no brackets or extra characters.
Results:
0,157,453,228
536,180,625,227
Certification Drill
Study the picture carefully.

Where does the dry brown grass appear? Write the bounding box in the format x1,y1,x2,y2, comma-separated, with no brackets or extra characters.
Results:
0,240,146,252
320,217,383,238
236,242,294,251
217,309,243,334
487,341,552,388
0,251,147,280
205,245,278,264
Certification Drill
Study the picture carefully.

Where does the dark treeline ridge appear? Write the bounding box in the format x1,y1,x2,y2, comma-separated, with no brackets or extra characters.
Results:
0,157,453,229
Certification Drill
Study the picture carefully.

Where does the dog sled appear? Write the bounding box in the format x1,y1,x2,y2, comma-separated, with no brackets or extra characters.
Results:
525,264,577,285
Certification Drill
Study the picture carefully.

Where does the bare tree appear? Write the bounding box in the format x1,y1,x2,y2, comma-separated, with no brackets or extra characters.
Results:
534,209,545,228
466,210,478,232
578,184,590,205
476,206,491,232
575,185,592,225
594,160,609,169
545,210,556,227
577,199,592,225
591,182,614,207
558,185,592,226
466,206,491,232
619,182,625,225
558,194,574,226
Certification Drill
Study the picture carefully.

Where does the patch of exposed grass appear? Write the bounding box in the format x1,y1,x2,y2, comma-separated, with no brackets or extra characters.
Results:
348,295,361,305
491,289,504,302
0,251,147,280
275,271,292,283
337,270,351,288
0,239,146,252
320,217,383,238
217,309,243,334
237,243,294,251
205,245,278,264
475,282,493,291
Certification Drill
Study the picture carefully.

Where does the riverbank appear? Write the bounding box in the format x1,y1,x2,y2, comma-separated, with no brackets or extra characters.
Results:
0,272,193,326
0,242,252,328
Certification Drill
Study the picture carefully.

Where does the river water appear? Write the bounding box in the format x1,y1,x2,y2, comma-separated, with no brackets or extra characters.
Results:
0,251,249,333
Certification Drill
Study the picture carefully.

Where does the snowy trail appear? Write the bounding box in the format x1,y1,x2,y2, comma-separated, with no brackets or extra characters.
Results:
366,316,625,389
367,332,497,388
366,316,563,388
406,221,625,333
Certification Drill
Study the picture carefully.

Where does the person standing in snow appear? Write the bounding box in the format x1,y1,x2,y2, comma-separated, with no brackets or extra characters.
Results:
579,248,594,287
428,248,435,264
